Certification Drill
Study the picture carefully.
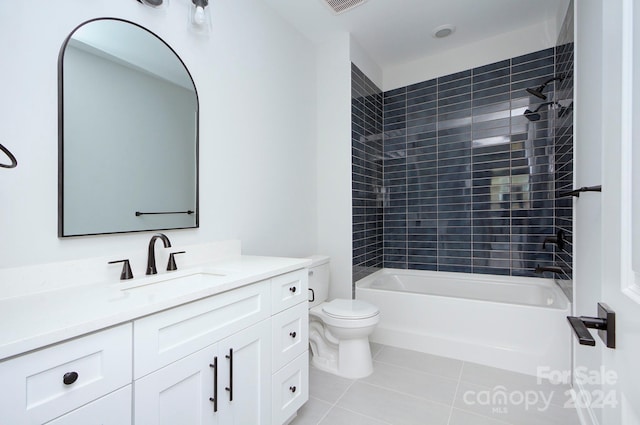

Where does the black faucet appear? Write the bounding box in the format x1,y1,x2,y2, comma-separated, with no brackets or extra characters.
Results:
535,264,564,275
146,233,172,275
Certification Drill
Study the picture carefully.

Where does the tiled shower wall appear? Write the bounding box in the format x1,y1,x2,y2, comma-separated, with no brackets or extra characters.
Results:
352,46,573,281
351,64,383,284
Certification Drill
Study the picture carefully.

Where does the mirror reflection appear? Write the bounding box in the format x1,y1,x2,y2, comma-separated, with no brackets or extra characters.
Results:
59,18,198,237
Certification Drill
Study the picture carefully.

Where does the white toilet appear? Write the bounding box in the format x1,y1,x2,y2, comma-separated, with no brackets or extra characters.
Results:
307,255,379,379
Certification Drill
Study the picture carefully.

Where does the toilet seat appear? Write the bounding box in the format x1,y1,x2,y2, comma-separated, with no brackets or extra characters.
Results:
321,299,379,319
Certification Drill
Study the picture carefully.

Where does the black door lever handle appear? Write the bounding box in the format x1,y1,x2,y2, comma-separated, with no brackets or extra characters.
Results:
567,303,615,348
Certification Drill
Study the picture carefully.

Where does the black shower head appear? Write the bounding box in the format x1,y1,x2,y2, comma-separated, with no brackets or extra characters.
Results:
523,101,560,122
524,109,541,121
526,86,547,100
525,75,565,101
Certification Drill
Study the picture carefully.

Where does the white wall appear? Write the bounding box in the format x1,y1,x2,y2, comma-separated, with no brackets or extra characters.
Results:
574,1,604,423
316,33,353,300
383,19,560,91
350,37,383,90
0,0,317,271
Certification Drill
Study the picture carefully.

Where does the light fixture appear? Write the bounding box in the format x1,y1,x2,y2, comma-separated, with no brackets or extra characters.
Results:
136,0,211,34
137,0,169,9
189,0,211,34
432,24,456,39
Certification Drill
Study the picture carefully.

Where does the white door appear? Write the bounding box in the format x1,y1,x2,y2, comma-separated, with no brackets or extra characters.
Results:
218,320,272,425
575,0,640,423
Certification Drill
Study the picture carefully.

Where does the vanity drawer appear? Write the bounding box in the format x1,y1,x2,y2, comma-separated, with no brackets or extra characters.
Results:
45,385,132,425
272,302,308,372
134,280,269,379
271,269,308,314
272,351,309,425
0,324,132,425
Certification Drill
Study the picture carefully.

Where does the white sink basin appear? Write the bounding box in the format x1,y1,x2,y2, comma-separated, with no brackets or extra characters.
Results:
118,271,227,292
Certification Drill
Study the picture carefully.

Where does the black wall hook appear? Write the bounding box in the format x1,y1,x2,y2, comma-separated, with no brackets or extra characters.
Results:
0,143,17,169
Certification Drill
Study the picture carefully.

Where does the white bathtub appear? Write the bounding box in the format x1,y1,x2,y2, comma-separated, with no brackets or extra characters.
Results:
356,268,571,376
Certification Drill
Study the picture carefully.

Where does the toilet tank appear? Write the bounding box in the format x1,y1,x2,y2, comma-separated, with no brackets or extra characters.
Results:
307,255,330,309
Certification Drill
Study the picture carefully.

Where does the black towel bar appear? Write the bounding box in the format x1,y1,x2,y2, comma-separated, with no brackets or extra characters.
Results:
135,210,194,216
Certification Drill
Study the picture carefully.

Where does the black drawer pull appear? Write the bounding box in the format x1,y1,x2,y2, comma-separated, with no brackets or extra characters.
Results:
289,286,297,293
63,372,79,385
209,356,218,412
289,386,296,393
225,348,233,401
289,331,297,338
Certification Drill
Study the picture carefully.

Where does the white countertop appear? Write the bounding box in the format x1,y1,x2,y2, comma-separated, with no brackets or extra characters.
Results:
0,255,311,361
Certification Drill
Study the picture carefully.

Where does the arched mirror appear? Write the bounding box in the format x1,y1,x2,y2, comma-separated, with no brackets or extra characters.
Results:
58,18,199,237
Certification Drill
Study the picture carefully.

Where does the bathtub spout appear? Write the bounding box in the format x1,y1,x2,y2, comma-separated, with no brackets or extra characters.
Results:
535,264,564,275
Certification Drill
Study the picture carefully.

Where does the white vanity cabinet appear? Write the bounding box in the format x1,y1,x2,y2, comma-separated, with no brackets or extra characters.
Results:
132,280,272,424
132,268,308,425
0,324,132,425
133,320,272,425
0,263,309,425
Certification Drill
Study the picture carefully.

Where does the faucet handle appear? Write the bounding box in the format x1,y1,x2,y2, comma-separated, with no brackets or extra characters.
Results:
167,251,186,271
108,259,134,280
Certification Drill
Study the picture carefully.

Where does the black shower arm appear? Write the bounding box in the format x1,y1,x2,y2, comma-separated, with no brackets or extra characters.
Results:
542,75,565,85
0,143,17,169
532,101,561,113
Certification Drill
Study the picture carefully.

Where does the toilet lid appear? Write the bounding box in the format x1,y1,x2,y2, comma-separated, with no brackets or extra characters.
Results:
322,299,379,319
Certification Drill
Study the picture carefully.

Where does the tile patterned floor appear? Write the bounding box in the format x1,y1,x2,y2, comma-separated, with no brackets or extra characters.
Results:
290,344,581,425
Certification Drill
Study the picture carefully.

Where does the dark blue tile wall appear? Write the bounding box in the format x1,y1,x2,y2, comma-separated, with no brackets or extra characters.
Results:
381,47,573,277
351,40,574,281
351,64,383,285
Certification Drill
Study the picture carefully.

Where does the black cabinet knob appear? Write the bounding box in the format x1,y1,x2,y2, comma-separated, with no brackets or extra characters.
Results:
289,286,297,293
289,331,297,338
63,372,79,385
289,386,296,393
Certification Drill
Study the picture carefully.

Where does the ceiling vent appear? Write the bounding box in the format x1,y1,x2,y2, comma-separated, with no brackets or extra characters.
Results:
322,0,368,15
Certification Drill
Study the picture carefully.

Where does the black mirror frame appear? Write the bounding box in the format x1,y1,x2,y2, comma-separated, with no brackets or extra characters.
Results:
57,17,200,237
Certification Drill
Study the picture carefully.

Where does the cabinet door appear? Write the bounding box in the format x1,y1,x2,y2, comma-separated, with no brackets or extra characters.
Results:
134,345,220,425
45,386,132,425
218,320,272,425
